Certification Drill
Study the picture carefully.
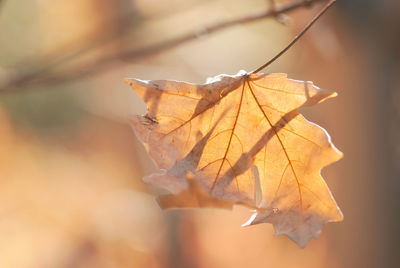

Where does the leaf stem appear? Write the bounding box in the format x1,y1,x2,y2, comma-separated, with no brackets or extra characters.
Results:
251,0,336,74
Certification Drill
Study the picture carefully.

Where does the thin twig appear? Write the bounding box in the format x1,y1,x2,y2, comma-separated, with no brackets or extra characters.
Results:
252,0,335,73
0,0,325,91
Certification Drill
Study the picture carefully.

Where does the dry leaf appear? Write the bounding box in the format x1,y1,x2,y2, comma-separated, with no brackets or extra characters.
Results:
127,70,343,247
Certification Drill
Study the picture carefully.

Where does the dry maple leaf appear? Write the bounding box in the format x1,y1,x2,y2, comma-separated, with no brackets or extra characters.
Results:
126,70,343,247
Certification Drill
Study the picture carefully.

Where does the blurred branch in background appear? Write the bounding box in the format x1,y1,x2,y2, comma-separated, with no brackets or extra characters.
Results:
0,0,325,92
268,0,290,24
0,0,5,10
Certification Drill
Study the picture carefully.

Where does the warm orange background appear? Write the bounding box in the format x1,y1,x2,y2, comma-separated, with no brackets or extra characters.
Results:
0,0,398,267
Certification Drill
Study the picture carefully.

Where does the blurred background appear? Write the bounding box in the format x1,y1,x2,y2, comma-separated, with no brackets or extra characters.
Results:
0,0,399,267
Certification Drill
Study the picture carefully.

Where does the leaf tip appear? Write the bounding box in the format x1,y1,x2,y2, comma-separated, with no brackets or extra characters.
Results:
124,78,134,86
317,87,339,102
241,211,258,227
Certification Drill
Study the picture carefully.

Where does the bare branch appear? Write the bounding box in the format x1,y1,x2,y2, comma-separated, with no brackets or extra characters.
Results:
0,0,325,92
252,0,335,73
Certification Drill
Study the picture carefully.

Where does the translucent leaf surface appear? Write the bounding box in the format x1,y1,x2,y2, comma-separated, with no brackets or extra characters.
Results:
127,70,343,247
